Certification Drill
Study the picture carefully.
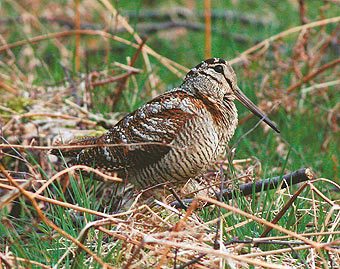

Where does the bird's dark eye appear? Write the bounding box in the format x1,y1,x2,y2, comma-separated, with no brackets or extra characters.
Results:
213,65,224,73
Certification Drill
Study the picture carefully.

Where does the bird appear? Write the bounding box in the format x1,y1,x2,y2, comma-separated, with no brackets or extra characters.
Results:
52,58,279,189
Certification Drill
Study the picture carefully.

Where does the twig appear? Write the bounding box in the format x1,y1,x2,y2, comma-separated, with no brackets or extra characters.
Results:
34,165,122,197
213,166,225,250
171,168,314,208
169,188,187,211
225,238,305,246
301,79,340,94
74,0,81,72
1,112,97,126
91,70,139,88
176,253,206,269
257,181,309,242
288,243,309,269
287,58,340,93
204,0,211,59
0,177,33,209
298,0,308,25
0,141,183,151
0,81,18,94
111,38,146,109
242,244,313,258
308,181,335,206
5,256,52,269
230,16,340,64
0,252,12,269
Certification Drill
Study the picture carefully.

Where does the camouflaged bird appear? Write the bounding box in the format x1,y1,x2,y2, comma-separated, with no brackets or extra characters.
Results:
53,58,279,189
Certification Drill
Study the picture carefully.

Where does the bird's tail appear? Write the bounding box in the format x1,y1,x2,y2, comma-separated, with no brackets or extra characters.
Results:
50,136,101,161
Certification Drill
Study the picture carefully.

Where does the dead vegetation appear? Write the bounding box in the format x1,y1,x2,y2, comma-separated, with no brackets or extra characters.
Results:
0,0,339,268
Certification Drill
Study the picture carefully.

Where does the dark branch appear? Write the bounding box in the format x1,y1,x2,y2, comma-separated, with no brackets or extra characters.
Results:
0,8,272,28
123,8,273,26
176,253,206,269
171,168,314,209
0,16,257,44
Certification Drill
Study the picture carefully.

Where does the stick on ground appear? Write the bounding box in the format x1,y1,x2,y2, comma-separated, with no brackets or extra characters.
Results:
171,168,314,208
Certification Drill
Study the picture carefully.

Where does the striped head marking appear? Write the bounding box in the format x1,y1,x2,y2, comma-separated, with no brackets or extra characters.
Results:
183,58,237,101
183,58,280,133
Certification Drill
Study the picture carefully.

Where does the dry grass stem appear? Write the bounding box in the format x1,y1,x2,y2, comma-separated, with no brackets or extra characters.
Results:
0,142,183,151
230,16,340,64
204,0,212,59
287,58,340,93
34,165,122,196
197,196,321,248
74,0,81,72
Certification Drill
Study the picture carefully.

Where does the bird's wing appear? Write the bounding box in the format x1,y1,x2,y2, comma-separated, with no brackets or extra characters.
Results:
57,91,200,172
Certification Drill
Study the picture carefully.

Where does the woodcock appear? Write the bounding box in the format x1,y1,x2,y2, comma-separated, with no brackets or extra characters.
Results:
53,58,279,189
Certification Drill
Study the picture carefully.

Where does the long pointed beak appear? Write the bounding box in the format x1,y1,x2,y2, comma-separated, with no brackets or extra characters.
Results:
234,86,280,133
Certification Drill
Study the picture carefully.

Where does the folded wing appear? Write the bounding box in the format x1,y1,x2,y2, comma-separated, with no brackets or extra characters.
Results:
52,91,197,174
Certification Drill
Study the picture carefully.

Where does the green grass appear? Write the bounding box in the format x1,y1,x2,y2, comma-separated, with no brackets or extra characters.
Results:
0,0,339,268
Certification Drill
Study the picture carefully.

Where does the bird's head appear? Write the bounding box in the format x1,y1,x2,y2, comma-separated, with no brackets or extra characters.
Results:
182,58,280,133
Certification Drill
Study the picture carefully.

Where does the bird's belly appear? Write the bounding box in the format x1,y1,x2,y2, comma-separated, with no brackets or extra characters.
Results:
129,121,222,188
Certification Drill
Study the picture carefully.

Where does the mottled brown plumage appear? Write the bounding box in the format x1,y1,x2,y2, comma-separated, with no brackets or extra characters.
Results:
53,58,279,189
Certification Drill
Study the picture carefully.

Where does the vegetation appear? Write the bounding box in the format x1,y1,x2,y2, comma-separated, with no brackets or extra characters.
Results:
0,0,339,268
